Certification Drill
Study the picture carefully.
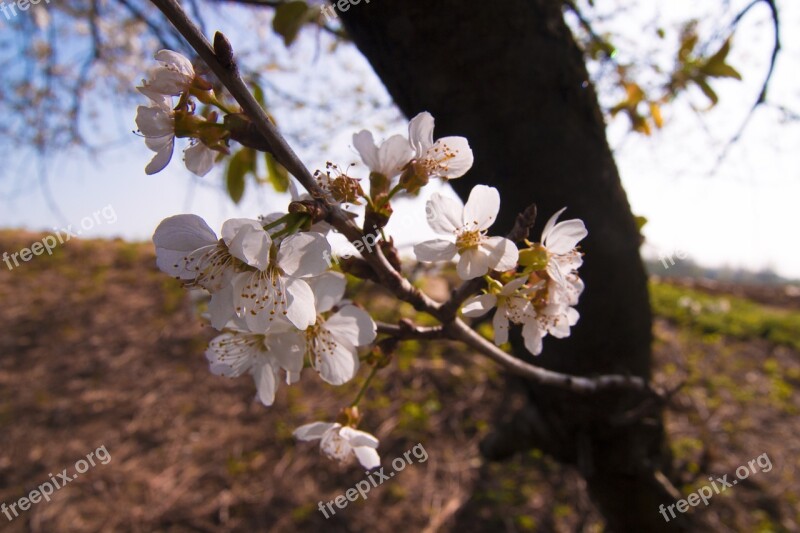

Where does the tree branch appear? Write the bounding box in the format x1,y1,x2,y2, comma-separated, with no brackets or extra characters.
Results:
150,0,655,397
711,0,781,172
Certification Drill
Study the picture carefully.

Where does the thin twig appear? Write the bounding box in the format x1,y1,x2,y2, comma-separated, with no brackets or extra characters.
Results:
376,322,445,340
710,0,780,173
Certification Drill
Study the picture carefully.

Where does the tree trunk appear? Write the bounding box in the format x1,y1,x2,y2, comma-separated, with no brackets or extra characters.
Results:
339,1,688,530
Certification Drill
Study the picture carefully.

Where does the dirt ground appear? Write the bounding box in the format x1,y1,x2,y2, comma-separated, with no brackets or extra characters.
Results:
0,231,797,532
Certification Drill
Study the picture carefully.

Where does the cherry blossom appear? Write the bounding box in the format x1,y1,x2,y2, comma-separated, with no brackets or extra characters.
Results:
352,130,412,180
139,49,196,98
232,230,331,332
414,185,518,279
205,324,304,406
302,272,377,385
540,207,588,286
135,94,175,175
407,111,473,180
294,422,381,469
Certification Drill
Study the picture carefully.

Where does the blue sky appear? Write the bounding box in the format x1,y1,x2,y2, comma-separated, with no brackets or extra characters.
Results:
0,0,798,277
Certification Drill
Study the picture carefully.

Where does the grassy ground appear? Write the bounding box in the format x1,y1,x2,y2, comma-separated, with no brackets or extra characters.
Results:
0,231,797,532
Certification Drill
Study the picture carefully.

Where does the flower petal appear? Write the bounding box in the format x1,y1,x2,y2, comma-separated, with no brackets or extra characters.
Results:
499,276,529,296
153,214,218,276
184,142,216,177
285,278,317,330
294,421,339,441
223,220,271,270
308,271,347,314
482,236,519,272
145,137,174,175
408,111,434,156
463,185,500,230
378,134,412,178
493,308,510,345
154,49,194,76
326,305,377,346
425,193,463,234
427,136,473,179
352,447,381,470
542,208,588,254
278,232,331,278
352,130,380,172
252,360,279,406
414,239,457,263
208,285,237,330
314,334,359,386
461,294,498,317
457,247,491,280
339,427,379,448
522,318,544,355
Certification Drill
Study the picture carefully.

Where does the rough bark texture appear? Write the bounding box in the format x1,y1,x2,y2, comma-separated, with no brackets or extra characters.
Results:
339,1,686,530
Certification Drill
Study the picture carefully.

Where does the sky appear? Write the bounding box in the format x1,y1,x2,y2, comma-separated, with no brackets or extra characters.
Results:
0,0,798,277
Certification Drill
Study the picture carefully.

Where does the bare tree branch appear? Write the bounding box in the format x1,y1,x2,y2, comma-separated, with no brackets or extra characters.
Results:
711,0,781,172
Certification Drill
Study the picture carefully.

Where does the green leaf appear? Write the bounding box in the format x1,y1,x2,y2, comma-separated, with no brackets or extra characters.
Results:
702,62,742,80
273,1,311,47
677,22,699,62
226,149,255,204
252,81,267,108
702,39,742,80
694,78,719,106
265,152,290,193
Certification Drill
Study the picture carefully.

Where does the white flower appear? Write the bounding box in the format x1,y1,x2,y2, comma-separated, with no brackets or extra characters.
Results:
139,50,195,98
408,112,473,180
462,276,581,356
232,231,331,332
303,272,377,385
414,185,518,280
294,422,381,469
540,208,587,286
462,276,541,352
205,324,304,406
184,141,217,177
135,96,175,175
352,130,412,179
153,215,268,291
153,215,328,331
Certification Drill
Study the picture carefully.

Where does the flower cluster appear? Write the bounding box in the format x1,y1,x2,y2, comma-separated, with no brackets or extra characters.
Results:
135,50,230,177
461,208,587,355
153,213,378,468
142,49,588,470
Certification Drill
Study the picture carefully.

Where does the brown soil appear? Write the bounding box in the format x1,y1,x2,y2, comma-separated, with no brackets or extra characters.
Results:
0,231,797,532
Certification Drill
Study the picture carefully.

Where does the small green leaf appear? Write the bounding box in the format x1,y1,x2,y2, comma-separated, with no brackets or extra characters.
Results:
252,81,267,107
694,78,719,106
273,1,311,47
677,22,699,62
265,152,290,193
702,62,742,80
226,149,255,204
702,39,742,80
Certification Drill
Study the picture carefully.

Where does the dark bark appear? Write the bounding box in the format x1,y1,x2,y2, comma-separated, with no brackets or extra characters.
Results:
339,1,687,530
